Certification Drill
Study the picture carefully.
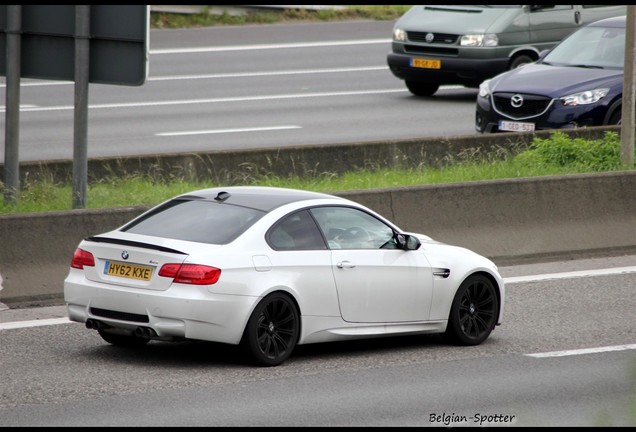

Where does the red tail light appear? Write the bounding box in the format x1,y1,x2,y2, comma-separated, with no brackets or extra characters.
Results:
71,248,95,269
159,263,221,285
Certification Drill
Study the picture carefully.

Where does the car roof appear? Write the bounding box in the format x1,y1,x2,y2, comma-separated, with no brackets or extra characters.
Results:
588,15,625,28
175,186,343,212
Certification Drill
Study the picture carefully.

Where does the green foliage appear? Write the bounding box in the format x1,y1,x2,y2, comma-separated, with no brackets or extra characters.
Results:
150,5,411,29
514,131,622,171
1,130,630,215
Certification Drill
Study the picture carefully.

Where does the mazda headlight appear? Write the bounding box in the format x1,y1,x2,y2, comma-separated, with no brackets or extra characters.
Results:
461,34,498,47
560,88,609,106
393,28,406,41
478,80,492,99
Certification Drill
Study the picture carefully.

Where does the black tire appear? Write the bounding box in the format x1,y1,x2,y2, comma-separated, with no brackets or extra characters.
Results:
509,54,534,70
242,292,300,367
608,109,622,125
444,274,498,346
405,80,439,97
97,328,150,348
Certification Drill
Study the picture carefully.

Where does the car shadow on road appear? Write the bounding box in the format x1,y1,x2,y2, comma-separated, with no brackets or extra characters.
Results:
78,332,451,368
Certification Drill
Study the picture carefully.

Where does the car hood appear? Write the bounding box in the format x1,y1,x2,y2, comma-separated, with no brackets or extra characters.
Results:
397,5,516,34
490,63,623,97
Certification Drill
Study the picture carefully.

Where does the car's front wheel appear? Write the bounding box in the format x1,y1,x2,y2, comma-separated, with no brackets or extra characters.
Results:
608,109,622,125
444,274,498,345
242,292,300,366
405,80,439,97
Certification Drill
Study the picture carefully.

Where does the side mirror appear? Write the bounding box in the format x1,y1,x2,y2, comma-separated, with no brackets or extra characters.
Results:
396,233,421,251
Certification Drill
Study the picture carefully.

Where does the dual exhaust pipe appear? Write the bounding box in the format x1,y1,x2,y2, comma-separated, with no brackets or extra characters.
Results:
85,318,157,339
134,326,157,338
85,318,108,331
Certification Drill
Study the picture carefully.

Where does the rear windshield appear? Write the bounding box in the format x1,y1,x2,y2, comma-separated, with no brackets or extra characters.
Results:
121,199,265,244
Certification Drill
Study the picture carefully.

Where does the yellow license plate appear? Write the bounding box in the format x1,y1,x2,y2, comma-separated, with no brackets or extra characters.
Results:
104,260,153,281
410,58,441,69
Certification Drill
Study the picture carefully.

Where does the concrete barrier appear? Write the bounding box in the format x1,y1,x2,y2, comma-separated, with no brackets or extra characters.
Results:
1,127,635,308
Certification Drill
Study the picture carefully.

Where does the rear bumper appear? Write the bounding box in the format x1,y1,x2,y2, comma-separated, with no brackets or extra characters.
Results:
64,273,258,345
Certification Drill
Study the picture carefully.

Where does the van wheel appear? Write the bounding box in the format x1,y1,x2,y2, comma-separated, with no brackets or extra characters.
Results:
509,54,534,70
405,81,439,97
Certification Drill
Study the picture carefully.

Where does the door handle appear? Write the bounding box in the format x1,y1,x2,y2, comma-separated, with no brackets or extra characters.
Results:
337,261,356,269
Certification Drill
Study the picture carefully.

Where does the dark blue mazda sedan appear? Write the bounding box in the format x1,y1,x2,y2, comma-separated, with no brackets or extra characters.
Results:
476,15,625,133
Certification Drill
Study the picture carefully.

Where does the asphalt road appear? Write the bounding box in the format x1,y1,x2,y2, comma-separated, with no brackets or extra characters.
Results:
0,20,479,163
1,255,635,427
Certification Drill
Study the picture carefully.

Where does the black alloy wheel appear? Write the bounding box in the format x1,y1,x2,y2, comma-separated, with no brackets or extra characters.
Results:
444,274,498,346
242,292,299,367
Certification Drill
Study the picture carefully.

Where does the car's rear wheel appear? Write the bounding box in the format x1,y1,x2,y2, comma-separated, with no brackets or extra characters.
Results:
97,328,150,347
444,274,498,345
242,292,299,367
405,80,439,97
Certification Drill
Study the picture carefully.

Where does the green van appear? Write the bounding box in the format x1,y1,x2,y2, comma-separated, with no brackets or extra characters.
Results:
387,5,627,96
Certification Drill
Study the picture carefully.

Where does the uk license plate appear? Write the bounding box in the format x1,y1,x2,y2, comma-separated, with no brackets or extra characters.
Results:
410,58,441,69
498,120,535,132
104,260,153,281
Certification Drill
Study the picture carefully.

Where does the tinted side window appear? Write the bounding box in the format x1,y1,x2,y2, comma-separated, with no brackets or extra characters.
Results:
268,210,327,251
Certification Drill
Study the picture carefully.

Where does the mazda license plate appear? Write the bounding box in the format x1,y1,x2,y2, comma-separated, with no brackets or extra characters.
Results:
499,120,535,132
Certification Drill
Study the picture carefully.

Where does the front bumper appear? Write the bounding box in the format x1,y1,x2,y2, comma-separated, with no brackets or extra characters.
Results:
475,95,603,133
387,52,509,87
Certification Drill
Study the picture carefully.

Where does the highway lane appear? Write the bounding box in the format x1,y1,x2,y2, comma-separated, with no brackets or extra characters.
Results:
1,255,635,426
0,20,479,163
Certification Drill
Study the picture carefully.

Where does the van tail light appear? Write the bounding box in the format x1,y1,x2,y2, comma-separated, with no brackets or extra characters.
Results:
71,248,95,269
158,263,221,285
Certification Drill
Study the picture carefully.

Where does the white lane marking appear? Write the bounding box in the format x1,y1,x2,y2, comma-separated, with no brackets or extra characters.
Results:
150,39,391,55
526,344,636,358
0,317,70,330
0,89,407,113
156,125,302,137
504,266,636,284
0,66,391,88
148,66,389,81
2,266,634,331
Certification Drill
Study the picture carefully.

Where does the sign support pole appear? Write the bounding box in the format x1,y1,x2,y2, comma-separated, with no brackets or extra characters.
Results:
3,5,21,205
72,5,90,209
621,6,635,166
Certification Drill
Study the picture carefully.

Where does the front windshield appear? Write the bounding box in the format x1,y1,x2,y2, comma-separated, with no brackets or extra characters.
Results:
544,25,625,69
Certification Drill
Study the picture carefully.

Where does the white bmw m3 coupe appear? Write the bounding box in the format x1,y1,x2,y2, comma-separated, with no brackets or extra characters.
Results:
64,186,505,366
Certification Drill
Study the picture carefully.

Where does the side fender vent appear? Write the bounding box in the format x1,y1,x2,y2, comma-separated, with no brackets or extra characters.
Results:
433,268,451,278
